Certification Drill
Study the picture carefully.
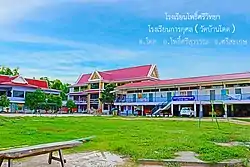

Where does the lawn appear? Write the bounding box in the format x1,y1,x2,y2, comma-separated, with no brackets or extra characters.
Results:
234,118,250,122
0,116,250,163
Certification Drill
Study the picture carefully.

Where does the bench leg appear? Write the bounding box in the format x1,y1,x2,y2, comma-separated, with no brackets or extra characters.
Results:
0,158,3,167
58,149,65,167
48,152,53,164
48,150,66,166
8,159,13,167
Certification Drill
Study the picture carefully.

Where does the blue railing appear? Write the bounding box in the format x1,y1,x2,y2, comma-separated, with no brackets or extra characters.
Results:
115,93,250,103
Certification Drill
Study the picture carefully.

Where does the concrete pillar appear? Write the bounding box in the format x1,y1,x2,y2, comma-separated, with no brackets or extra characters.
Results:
87,94,91,110
194,103,197,117
171,103,174,116
178,105,181,112
224,104,228,118
231,104,234,117
141,106,144,116
199,104,203,118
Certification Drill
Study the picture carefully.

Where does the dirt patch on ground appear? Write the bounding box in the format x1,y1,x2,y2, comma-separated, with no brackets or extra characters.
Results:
1,151,127,167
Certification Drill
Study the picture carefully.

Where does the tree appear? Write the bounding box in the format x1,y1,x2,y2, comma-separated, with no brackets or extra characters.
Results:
5,68,13,76
51,79,63,90
40,77,69,101
0,66,19,76
60,83,70,101
99,83,116,111
0,95,10,112
47,94,62,110
66,99,76,113
25,89,46,111
13,67,20,76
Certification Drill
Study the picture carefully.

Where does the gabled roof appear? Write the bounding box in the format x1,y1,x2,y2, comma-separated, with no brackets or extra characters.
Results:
117,71,250,89
0,75,49,89
73,64,157,86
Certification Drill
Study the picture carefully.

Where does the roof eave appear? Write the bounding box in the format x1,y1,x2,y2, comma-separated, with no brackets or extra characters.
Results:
116,78,250,90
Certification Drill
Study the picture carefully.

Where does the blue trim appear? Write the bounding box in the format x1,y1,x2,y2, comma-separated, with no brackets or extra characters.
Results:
115,94,249,103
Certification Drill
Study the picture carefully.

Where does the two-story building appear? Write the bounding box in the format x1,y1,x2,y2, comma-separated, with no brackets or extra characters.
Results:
114,71,250,117
0,75,60,112
68,64,159,112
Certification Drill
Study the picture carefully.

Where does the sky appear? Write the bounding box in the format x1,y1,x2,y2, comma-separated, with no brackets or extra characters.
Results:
0,0,249,83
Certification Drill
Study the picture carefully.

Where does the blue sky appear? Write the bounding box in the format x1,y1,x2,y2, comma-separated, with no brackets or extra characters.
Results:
0,0,249,83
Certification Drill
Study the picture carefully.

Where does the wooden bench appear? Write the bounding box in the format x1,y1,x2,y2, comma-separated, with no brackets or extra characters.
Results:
0,136,95,167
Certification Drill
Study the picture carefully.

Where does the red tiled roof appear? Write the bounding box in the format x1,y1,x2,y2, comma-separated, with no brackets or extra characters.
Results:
25,78,48,88
0,75,15,82
0,82,38,88
76,74,91,85
0,75,49,89
117,72,250,89
75,65,154,85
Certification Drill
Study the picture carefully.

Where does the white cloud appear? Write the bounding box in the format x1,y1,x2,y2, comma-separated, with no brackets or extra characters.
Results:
0,0,119,27
0,31,145,83
0,0,57,26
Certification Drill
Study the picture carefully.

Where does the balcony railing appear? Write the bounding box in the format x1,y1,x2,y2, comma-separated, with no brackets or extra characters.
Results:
74,100,87,104
115,94,250,103
90,99,99,103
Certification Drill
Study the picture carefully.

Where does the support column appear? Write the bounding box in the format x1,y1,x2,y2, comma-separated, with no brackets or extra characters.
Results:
141,106,144,116
199,104,203,118
98,81,103,110
224,104,228,118
171,103,174,116
231,104,234,117
194,102,197,117
87,94,90,111
178,105,181,112
177,87,180,95
102,103,105,114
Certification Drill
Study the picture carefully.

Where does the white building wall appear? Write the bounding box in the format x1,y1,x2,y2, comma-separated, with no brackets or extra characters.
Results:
123,86,250,102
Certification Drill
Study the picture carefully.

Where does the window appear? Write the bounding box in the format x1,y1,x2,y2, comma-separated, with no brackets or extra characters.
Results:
90,94,99,99
187,91,192,96
7,91,12,97
180,91,187,96
74,87,79,92
90,83,99,89
235,88,241,94
80,86,88,91
13,91,24,98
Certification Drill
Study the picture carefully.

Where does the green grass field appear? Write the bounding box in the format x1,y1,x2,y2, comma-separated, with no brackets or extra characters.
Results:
234,118,250,122
0,116,250,163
